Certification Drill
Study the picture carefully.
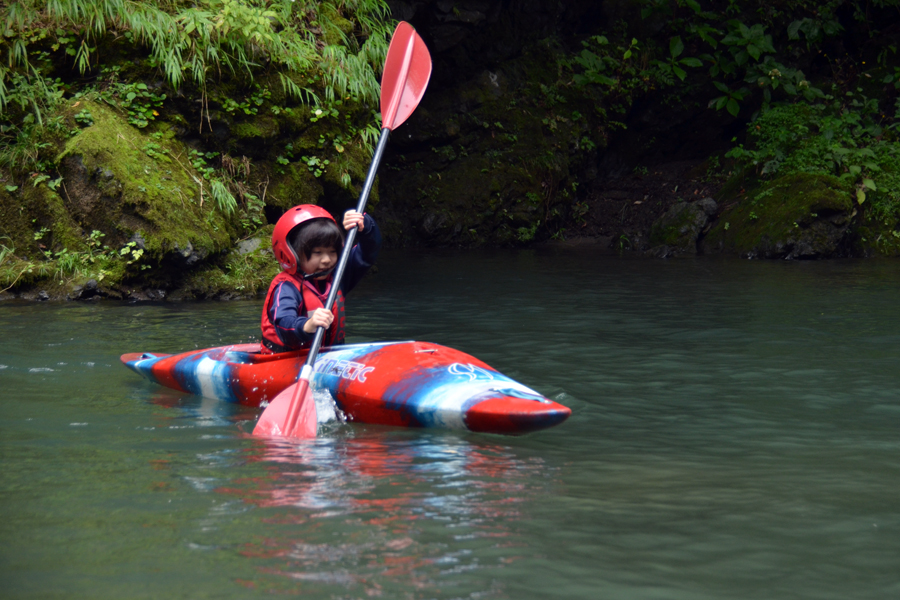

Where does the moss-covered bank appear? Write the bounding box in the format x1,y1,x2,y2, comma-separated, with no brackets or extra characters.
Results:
702,173,855,259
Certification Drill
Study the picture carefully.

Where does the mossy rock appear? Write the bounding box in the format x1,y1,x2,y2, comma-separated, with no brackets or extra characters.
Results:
173,225,279,300
648,198,717,255
703,173,855,259
320,142,377,214
320,4,355,46
267,163,324,210
851,217,900,257
232,116,280,141
56,100,234,265
394,150,547,246
378,39,600,246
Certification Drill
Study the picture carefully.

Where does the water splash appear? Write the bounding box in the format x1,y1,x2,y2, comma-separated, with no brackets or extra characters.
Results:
313,388,347,424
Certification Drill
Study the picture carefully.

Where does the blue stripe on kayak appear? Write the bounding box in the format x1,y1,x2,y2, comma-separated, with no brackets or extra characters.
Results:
124,354,168,386
169,352,240,403
380,365,496,429
382,364,551,430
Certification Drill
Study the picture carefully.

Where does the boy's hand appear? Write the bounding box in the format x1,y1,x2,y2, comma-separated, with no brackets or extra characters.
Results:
303,308,334,333
343,210,365,232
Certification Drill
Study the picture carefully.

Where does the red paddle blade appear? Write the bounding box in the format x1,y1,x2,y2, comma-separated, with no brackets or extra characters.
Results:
253,378,317,438
380,21,431,131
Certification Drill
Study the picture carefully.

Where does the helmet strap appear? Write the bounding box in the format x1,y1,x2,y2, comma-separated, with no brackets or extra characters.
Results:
302,266,336,280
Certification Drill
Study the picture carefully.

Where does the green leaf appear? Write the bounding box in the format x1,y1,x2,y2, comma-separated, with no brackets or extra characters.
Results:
670,36,684,58
747,44,761,61
713,80,730,93
862,178,877,191
726,98,740,117
681,57,703,68
673,66,687,81
856,189,866,204
698,29,718,49
596,74,617,86
849,165,862,176
684,0,701,13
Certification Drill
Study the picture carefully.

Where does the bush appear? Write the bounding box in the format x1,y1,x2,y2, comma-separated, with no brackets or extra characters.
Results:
726,92,900,225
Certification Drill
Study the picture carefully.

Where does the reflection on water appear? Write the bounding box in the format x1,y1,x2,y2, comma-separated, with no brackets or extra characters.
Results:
2,250,900,599
214,432,554,597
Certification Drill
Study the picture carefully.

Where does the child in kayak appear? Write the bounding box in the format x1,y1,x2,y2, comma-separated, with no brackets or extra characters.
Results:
260,204,381,353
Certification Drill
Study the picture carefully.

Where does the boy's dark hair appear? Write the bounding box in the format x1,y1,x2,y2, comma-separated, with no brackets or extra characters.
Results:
290,218,344,260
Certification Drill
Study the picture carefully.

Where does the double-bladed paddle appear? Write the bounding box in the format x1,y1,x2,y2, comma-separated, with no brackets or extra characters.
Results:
253,21,431,439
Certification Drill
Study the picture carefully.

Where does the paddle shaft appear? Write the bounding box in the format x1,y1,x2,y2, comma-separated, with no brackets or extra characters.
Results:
307,127,389,365
282,127,391,432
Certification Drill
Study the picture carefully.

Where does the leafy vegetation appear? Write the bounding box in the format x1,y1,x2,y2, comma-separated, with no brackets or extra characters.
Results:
537,0,900,244
0,0,394,295
0,0,393,172
726,92,900,223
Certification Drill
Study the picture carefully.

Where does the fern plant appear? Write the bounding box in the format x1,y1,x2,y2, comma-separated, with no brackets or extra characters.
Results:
0,0,394,176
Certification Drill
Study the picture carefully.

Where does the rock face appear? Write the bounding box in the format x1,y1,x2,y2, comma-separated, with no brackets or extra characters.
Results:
702,174,855,259
647,197,718,257
377,1,739,248
57,100,233,266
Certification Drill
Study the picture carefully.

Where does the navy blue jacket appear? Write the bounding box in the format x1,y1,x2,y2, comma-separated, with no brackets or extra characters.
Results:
267,214,381,348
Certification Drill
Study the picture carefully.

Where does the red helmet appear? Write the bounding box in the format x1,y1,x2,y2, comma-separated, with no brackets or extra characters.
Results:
271,204,336,274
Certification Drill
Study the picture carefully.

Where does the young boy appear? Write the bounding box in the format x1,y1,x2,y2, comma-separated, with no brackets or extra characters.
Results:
260,204,381,353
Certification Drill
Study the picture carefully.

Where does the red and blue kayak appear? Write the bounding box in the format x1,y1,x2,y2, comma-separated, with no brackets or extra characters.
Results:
120,341,571,435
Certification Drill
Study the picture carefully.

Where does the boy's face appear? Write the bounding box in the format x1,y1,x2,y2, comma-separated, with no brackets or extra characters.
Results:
300,246,337,278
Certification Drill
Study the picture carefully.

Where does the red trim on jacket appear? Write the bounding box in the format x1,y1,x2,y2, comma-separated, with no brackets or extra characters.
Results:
260,271,345,353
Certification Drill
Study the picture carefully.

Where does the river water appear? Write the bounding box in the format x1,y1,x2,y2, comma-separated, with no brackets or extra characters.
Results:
2,248,899,599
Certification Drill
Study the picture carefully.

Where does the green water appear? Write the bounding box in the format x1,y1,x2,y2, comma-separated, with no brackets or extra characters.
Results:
2,249,900,599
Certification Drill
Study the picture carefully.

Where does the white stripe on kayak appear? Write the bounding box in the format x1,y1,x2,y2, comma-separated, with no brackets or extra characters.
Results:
415,378,545,429
195,356,226,401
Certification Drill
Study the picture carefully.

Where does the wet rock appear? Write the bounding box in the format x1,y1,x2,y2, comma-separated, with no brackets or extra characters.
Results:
647,198,716,256
67,278,104,301
172,241,207,268
697,197,718,216
129,233,147,251
236,237,262,255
